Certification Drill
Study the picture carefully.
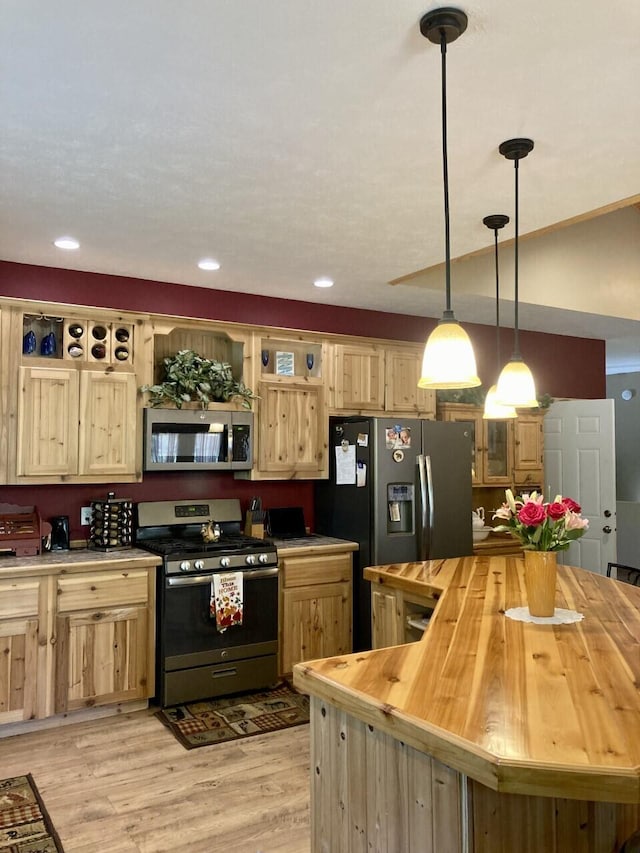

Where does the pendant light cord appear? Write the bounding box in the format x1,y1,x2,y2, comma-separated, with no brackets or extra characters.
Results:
440,31,453,318
493,227,501,373
513,158,521,358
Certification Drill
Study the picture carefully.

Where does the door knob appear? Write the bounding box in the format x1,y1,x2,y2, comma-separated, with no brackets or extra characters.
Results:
604,509,612,517
603,525,612,534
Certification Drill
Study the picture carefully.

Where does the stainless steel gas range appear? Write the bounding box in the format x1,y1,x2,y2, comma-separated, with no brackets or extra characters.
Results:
136,498,279,707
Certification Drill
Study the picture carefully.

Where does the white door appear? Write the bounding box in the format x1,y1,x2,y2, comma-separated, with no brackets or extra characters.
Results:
543,399,616,574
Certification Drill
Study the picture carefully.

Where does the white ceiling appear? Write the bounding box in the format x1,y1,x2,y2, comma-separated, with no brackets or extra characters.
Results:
2,1,639,372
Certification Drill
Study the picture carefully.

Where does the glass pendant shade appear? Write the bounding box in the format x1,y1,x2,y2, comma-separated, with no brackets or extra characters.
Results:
418,316,481,389
483,384,517,419
495,357,538,408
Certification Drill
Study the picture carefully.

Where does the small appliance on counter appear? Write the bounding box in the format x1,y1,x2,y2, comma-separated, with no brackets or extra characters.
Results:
0,503,51,556
50,515,70,550
89,492,133,550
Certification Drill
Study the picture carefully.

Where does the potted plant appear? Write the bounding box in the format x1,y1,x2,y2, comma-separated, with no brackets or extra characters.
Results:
140,349,257,410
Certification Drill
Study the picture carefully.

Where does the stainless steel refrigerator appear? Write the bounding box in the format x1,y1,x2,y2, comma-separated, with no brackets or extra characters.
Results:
315,417,473,650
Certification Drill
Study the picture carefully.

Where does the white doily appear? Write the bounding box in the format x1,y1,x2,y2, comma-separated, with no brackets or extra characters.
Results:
504,607,584,625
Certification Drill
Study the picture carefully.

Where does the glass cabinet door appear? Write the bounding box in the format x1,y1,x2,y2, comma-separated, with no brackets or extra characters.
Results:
484,420,512,485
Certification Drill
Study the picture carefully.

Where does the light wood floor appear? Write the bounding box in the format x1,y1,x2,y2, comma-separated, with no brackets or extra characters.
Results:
0,709,311,853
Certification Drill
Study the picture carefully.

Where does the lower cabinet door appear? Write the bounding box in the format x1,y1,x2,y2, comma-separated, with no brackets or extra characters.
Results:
0,617,39,723
371,588,403,650
55,605,149,712
281,581,351,674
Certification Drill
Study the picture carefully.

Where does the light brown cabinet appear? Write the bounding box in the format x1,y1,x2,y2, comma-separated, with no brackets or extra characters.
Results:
2,303,149,485
371,584,438,650
17,367,137,479
0,578,41,724
256,380,327,478
55,569,151,713
437,403,544,489
2,297,451,486
279,548,353,675
331,341,436,417
0,553,158,732
17,366,80,477
513,413,544,487
243,332,329,480
383,347,436,417
333,343,386,411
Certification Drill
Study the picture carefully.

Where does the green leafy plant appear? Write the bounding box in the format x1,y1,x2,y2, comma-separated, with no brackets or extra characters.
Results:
436,387,554,409
140,349,257,410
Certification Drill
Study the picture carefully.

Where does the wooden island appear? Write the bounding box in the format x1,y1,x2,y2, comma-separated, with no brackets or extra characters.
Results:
293,555,640,853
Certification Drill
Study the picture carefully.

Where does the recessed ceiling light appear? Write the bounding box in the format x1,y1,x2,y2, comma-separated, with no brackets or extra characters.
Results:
54,237,80,250
313,277,334,288
198,258,221,271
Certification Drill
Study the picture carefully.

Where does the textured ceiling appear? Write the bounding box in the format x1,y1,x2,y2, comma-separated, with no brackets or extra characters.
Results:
1,1,639,372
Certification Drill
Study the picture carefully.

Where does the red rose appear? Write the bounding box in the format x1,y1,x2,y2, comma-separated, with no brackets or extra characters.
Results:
546,502,567,520
518,501,546,526
562,497,581,513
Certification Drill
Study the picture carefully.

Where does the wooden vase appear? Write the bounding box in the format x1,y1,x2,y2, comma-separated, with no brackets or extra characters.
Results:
523,550,558,617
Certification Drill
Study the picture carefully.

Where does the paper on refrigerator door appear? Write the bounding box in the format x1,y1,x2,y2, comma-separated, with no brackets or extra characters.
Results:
335,443,356,485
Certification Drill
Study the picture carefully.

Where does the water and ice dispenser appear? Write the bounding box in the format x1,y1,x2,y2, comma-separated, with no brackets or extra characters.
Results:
387,484,414,534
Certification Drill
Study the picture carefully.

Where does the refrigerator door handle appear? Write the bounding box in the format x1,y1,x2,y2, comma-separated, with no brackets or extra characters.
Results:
417,454,434,560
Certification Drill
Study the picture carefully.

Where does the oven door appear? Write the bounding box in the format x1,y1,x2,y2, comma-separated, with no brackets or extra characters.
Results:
159,566,279,705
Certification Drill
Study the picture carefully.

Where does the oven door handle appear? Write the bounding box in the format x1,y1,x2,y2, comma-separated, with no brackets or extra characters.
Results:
166,566,279,587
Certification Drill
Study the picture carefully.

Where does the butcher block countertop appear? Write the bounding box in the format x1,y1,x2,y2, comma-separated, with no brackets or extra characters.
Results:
293,555,640,803
0,547,162,578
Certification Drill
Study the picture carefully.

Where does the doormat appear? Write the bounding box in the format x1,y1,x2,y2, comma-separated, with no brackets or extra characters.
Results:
0,774,64,852
155,682,310,750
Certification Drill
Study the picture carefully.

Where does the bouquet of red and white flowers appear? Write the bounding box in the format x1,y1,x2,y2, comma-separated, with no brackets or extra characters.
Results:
492,489,589,552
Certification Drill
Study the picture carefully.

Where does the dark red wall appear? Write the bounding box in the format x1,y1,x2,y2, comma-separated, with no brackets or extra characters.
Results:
0,261,606,539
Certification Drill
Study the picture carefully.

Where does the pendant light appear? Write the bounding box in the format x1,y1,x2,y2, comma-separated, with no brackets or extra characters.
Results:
482,214,517,419
495,138,538,408
417,8,480,390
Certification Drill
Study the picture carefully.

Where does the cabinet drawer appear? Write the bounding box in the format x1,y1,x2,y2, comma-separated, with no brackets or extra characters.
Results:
0,579,40,619
281,553,352,588
57,570,149,612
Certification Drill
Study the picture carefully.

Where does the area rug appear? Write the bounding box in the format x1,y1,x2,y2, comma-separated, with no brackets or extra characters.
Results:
155,682,309,750
0,774,64,852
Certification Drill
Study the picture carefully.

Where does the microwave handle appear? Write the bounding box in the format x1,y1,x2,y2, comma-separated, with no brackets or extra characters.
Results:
228,421,233,463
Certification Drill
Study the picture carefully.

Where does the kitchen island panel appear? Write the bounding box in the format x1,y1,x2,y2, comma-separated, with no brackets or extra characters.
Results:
311,696,463,853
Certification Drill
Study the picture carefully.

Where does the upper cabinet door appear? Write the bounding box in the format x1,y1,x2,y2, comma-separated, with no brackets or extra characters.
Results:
78,371,137,477
384,348,436,417
256,380,327,477
17,366,80,476
482,419,514,486
333,344,385,411
513,413,544,487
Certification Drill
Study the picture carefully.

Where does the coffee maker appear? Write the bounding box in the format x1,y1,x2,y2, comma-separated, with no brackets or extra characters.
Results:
50,515,70,550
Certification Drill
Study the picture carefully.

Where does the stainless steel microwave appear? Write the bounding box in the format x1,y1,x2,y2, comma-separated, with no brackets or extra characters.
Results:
143,408,253,471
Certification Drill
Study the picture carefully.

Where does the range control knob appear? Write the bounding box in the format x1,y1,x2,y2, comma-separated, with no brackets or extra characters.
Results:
179,561,191,572
194,559,205,570
258,553,270,564
245,554,257,565
220,556,231,568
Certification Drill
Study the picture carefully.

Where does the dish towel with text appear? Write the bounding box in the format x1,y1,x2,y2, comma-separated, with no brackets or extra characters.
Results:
211,571,244,632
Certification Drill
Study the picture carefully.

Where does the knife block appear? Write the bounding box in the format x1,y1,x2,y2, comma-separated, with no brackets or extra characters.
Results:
244,511,264,539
